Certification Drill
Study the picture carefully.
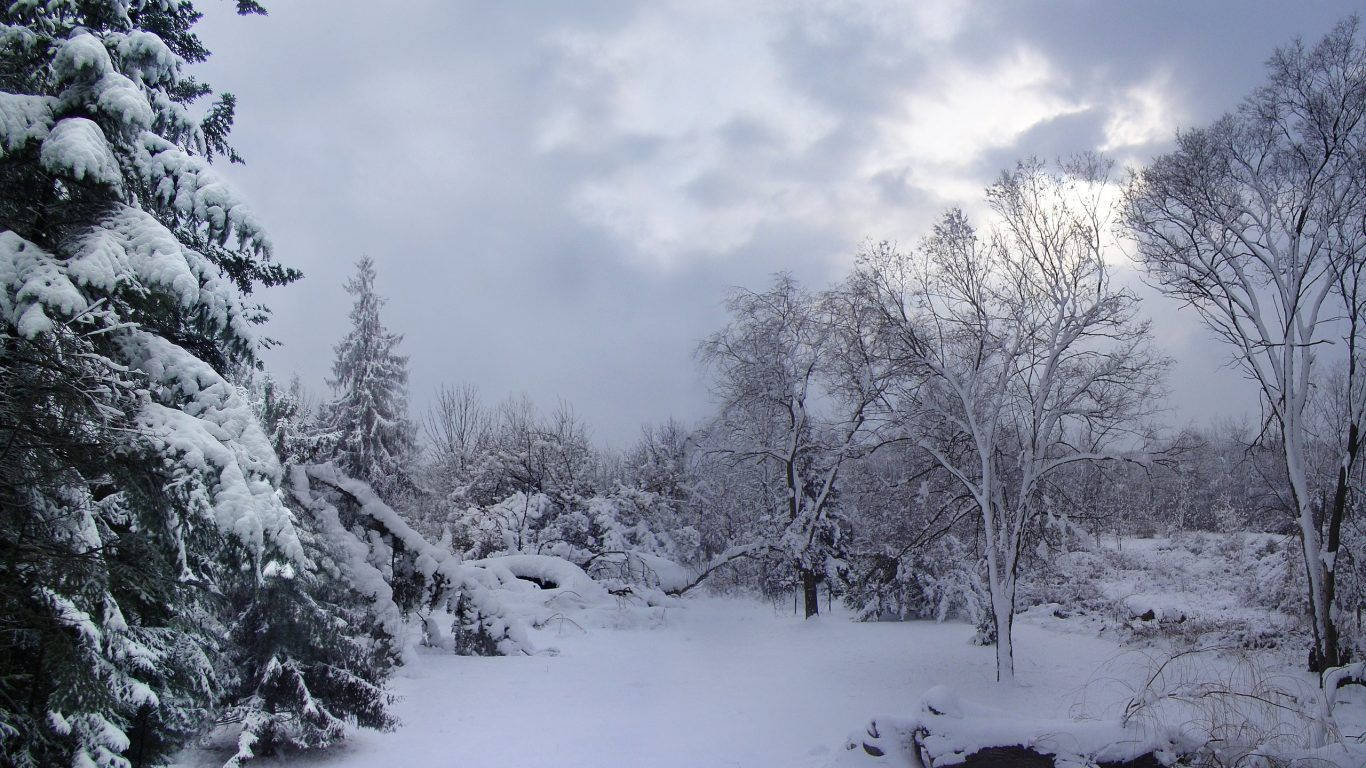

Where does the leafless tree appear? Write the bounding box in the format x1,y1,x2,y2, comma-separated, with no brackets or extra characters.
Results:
1125,18,1366,672
698,273,886,617
853,156,1165,682
424,382,493,487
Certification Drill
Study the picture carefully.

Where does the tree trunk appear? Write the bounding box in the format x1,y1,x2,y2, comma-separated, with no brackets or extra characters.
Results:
1288,433,1343,673
992,589,1015,684
801,569,820,618
1311,424,1358,673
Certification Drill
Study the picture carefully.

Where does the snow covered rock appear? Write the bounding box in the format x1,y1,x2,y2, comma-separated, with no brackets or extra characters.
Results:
852,687,1197,767
1120,595,1188,624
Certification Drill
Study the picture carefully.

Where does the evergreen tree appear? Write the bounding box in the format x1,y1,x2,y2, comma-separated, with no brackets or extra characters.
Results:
209,380,398,766
324,256,414,500
218,530,396,767
256,375,336,467
0,2,303,765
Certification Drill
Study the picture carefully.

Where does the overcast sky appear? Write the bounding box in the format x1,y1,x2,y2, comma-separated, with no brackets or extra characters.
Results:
195,1,1358,447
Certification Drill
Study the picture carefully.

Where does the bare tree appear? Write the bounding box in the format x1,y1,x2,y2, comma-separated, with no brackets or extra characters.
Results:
698,274,885,617
1124,18,1366,672
623,419,693,501
424,382,493,493
853,156,1164,682
488,394,597,506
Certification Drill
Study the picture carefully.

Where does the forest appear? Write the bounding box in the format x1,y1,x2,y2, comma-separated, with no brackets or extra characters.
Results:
1,2,1365,768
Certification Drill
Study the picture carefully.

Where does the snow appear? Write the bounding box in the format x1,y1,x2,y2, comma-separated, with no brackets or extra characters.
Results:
862,684,1196,767
110,30,182,85
94,70,154,128
631,551,693,593
81,206,203,305
138,133,270,253
52,32,114,83
174,598,1153,768
1083,534,1298,640
465,553,606,598
1119,593,1188,623
0,231,87,337
40,117,123,189
120,330,303,561
0,92,52,156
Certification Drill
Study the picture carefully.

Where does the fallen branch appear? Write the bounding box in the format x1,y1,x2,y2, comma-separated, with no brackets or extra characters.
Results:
666,543,776,596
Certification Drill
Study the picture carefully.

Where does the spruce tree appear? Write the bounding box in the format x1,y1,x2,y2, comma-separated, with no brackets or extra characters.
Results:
212,380,398,766
324,256,414,500
256,375,336,467
218,536,396,767
0,2,304,765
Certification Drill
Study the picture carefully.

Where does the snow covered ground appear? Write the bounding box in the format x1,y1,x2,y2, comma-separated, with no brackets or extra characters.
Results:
176,596,1161,768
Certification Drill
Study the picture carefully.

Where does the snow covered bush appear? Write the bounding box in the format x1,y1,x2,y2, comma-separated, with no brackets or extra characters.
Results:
1016,548,1110,617
291,464,552,659
442,485,698,600
844,535,988,626
1119,648,1362,768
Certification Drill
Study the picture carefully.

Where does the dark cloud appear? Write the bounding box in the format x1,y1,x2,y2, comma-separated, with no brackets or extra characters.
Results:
195,1,1353,445
971,108,1110,177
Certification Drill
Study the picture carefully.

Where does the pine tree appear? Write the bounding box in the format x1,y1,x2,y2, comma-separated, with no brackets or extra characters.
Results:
210,380,398,766
0,2,304,765
256,375,336,467
324,256,415,500
218,534,396,767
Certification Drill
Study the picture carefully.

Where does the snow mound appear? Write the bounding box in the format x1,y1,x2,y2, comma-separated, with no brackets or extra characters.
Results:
468,554,604,595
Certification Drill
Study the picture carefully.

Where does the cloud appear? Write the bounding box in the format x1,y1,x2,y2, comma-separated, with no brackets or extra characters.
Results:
193,0,1355,444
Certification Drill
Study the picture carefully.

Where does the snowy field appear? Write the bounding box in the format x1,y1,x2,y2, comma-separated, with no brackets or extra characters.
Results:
177,597,1160,768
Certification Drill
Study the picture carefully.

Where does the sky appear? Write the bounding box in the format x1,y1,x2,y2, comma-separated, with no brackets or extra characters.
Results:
194,1,1359,447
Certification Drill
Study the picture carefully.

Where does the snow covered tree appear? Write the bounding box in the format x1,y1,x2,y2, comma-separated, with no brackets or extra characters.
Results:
698,274,885,617
422,382,493,509
218,536,396,766
487,394,598,507
256,375,336,467
0,1,305,765
1125,18,1366,672
324,256,415,501
853,157,1164,682
622,419,693,504
211,379,398,766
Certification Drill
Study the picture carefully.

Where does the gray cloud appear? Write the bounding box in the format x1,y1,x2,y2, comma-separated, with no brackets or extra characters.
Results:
195,0,1355,445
